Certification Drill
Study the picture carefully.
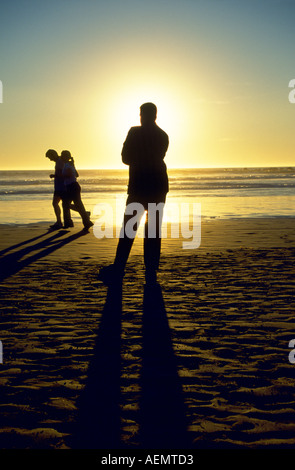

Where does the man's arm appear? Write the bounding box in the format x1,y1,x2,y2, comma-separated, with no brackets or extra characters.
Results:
162,132,169,159
121,128,136,165
50,168,62,179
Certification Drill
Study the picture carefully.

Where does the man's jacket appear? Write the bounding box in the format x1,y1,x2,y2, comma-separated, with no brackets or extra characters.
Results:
122,123,169,199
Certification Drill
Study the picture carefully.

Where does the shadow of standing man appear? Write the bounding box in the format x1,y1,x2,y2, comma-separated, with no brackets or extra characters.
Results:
71,282,123,449
139,283,191,449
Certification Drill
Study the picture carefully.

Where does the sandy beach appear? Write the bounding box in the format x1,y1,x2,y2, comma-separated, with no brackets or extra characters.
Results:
0,217,295,449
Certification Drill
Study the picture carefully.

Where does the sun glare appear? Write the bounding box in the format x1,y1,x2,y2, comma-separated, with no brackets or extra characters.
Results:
111,87,181,139
92,81,191,169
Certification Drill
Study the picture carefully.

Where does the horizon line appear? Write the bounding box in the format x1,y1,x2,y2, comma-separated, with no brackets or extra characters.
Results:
1,164,295,171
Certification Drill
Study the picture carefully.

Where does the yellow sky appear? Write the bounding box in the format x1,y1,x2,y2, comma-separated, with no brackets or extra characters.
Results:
0,0,295,170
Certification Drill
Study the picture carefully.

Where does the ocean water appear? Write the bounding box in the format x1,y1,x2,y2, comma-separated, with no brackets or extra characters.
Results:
0,167,294,225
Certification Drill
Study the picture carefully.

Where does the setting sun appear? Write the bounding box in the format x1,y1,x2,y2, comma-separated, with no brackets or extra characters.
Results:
95,81,192,169
0,0,294,170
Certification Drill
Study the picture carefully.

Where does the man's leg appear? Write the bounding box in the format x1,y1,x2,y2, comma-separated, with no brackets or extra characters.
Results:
98,197,145,285
113,197,145,271
51,195,63,228
144,198,166,284
70,203,91,219
70,183,92,228
53,195,61,223
62,193,72,227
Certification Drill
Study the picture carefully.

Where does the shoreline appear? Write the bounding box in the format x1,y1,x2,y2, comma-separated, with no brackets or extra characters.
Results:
0,217,294,256
1,213,295,225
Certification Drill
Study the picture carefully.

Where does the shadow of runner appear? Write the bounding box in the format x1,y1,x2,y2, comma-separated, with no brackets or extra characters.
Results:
0,229,88,282
0,229,53,256
71,282,123,449
139,283,191,449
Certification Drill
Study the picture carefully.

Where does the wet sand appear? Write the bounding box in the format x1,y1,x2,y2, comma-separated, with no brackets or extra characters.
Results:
0,217,295,449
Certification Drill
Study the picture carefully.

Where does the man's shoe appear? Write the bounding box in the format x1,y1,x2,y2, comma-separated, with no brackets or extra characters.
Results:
83,220,94,231
64,220,74,228
49,222,63,229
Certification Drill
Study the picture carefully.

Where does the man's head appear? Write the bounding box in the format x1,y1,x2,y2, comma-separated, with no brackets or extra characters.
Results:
140,102,157,126
45,149,59,162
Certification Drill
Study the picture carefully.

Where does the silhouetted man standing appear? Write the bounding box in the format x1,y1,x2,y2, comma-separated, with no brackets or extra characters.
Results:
99,102,169,285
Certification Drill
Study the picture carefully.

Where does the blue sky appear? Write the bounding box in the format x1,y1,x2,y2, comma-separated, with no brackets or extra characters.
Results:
0,0,294,169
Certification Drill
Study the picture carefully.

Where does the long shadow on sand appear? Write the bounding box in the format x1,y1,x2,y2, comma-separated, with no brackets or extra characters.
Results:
71,282,123,449
139,283,191,448
0,229,89,282
0,228,55,256
0,229,53,256
71,282,191,449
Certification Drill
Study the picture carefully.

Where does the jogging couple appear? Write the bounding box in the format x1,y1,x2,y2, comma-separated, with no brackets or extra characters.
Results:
46,149,93,231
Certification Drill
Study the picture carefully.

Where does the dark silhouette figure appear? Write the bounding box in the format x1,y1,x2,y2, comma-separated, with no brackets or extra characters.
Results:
98,102,169,286
139,283,191,448
60,150,93,231
71,282,123,449
45,149,72,229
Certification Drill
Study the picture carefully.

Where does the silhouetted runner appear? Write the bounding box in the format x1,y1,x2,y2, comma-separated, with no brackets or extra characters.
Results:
45,149,73,229
61,150,93,230
98,102,169,285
